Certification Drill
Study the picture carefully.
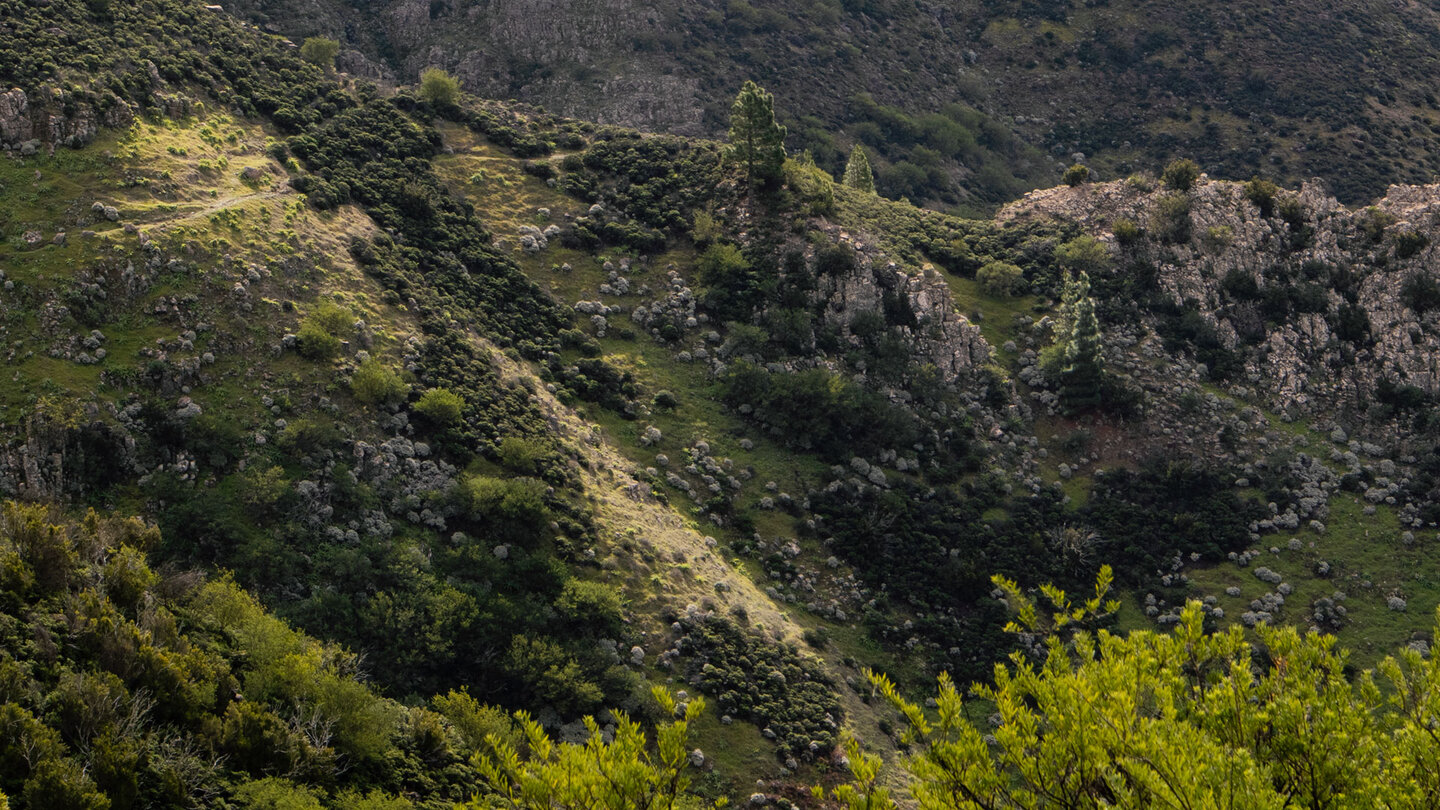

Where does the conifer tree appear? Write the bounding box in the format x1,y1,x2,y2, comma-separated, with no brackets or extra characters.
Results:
842,144,875,193
728,81,787,189
1058,272,1104,413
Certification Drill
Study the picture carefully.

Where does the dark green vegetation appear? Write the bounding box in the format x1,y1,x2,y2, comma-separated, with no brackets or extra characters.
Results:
675,615,841,764
0,0,346,135
0,502,522,809
225,0,1440,208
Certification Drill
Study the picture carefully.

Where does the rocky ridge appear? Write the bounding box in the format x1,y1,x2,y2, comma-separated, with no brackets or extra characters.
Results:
1002,176,1440,436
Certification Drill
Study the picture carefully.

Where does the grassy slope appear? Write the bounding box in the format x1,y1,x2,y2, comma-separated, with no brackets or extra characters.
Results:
0,113,404,431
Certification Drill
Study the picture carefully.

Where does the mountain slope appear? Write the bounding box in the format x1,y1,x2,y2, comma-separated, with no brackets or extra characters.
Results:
219,0,1440,209
18,1,1440,806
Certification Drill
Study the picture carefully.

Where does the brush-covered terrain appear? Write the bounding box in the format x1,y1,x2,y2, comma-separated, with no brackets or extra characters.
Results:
219,0,1440,210
9,1,1440,808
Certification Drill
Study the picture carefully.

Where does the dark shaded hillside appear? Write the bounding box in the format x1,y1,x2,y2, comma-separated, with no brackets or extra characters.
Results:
221,0,1440,208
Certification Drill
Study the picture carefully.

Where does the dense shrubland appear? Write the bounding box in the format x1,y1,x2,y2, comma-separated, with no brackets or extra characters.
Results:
0,503,479,809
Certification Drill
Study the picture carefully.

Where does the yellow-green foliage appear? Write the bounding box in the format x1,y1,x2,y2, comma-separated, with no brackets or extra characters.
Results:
1054,235,1111,275
294,302,355,361
1161,157,1201,191
786,157,836,215
299,37,339,69
1112,217,1142,245
466,688,723,810
457,475,547,523
1062,163,1090,186
310,301,355,335
553,579,624,633
420,68,461,105
0,503,423,808
975,260,1025,297
413,387,466,425
190,579,401,761
232,778,325,810
497,436,548,474
350,360,410,406
432,690,521,756
853,600,1440,809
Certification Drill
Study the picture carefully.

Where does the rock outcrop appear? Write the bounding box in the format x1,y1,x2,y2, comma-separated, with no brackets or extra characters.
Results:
1002,176,1440,442
808,232,990,382
0,87,135,153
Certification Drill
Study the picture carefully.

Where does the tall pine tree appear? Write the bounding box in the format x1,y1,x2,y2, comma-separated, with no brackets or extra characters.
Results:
1058,272,1105,413
728,81,787,189
842,144,875,193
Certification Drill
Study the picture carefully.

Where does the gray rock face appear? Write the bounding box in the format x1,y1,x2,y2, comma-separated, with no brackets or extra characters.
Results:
807,232,989,382
0,88,29,144
378,0,704,134
0,416,135,500
0,86,134,152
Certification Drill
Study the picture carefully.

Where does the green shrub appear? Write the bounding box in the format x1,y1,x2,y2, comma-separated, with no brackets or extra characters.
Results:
1054,235,1111,275
1244,177,1279,217
413,388,465,425
1112,218,1142,245
651,390,679,410
231,777,324,810
1125,173,1156,192
350,360,410,406
691,211,722,246
502,637,603,716
1204,225,1234,250
718,362,920,460
1396,230,1430,259
1401,272,1440,313
299,37,339,69
419,67,460,105
1359,206,1396,241
554,580,624,634
802,626,831,649
295,303,352,360
497,436,548,474
276,417,343,453
458,475,547,525
976,260,1026,297
21,758,109,810
676,615,840,760
1161,158,1201,191
294,322,341,361
1277,196,1307,230
310,302,354,335
697,242,759,321
432,689,519,755
1150,192,1192,244
1062,163,1090,186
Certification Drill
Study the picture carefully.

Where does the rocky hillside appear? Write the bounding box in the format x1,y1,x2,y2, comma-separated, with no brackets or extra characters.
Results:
222,0,1440,209
16,1,1440,806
